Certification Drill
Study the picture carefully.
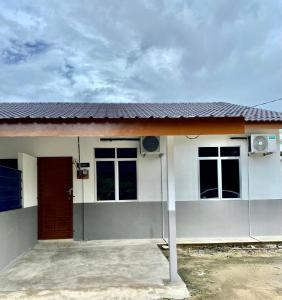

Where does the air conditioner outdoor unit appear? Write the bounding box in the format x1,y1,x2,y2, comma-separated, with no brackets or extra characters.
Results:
250,134,277,154
140,136,161,155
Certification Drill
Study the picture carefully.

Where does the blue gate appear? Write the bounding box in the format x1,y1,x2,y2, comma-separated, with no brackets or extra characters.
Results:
0,166,22,212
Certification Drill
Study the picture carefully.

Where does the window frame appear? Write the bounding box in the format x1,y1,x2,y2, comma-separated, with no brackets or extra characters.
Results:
94,147,138,202
198,146,241,200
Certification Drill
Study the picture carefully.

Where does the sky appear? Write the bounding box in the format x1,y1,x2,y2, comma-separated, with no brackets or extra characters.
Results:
0,0,282,110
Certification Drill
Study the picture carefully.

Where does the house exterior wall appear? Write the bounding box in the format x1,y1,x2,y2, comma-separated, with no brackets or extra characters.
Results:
174,132,282,201
0,137,162,204
0,131,281,242
0,206,37,270
74,202,163,240
79,137,162,203
18,153,38,208
162,200,282,238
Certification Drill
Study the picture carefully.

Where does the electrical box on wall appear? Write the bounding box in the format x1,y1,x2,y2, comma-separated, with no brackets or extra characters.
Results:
77,162,90,168
77,169,89,179
76,162,90,179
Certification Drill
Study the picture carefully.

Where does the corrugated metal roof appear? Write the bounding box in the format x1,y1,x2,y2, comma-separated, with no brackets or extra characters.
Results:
0,102,281,122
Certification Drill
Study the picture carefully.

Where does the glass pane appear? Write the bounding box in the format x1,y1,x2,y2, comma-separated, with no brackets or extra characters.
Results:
96,161,115,200
221,159,240,198
95,148,115,158
118,161,137,200
220,147,240,157
0,159,18,169
198,147,218,157
199,160,219,199
117,148,137,158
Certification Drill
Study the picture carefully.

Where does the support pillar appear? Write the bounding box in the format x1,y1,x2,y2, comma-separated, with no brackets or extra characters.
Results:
166,136,178,282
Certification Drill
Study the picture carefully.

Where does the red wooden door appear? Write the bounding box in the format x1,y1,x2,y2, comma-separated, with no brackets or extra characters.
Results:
38,157,73,239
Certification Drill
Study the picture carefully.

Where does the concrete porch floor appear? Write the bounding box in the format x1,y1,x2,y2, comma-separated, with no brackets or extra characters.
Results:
0,240,189,300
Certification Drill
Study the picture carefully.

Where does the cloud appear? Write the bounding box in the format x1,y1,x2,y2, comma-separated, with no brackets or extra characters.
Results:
1,39,50,64
0,0,281,109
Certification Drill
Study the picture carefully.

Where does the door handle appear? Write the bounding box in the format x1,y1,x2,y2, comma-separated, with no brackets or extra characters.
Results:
67,188,73,196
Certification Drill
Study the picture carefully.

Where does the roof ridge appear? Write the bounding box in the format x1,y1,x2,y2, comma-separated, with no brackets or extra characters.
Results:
0,101,231,105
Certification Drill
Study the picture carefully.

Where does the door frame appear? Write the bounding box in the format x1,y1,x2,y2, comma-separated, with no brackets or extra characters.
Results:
37,156,73,240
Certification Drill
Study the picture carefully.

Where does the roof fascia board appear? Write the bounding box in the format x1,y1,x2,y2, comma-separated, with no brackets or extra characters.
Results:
0,117,245,137
245,122,282,131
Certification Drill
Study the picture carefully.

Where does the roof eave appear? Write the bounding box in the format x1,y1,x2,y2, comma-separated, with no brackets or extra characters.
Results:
0,115,244,124
0,116,245,137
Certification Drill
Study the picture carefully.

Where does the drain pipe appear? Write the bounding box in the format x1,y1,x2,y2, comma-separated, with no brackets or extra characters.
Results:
247,152,252,237
77,137,85,241
160,153,165,240
246,146,260,243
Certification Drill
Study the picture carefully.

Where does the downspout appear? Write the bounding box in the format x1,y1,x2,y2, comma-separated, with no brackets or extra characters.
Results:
160,153,164,239
247,151,260,242
77,137,85,241
247,151,252,236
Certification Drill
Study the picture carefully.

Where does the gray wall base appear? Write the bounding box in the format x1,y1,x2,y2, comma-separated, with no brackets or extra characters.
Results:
176,200,250,237
74,200,282,241
0,206,37,270
74,202,163,240
250,200,282,236
73,203,83,241
165,200,282,238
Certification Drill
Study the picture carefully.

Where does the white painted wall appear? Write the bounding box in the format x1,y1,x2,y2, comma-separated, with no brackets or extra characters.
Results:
0,137,162,203
79,137,162,202
246,129,282,200
0,132,281,203
173,130,282,201
0,137,81,203
18,153,37,208
173,135,249,201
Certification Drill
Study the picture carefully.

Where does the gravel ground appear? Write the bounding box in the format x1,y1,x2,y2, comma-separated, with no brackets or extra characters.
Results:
161,243,282,300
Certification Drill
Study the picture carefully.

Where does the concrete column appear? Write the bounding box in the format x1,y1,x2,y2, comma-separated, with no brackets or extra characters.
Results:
166,136,178,282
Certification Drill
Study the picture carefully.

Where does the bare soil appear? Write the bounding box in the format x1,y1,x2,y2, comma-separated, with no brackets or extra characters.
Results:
162,243,282,300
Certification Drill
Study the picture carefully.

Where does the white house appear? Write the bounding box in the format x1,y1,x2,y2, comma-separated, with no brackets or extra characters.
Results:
0,102,282,281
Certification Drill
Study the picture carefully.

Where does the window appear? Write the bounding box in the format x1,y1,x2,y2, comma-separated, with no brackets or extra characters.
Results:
95,148,137,201
0,159,18,169
96,161,115,200
221,159,240,198
199,146,240,199
118,161,137,200
117,148,137,158
95,148,115,159
199,160,219,199
198,147,218,157
0,165,22,212
220,147,240,157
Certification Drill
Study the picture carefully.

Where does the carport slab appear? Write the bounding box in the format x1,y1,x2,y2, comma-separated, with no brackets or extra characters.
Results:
0,240,189,299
